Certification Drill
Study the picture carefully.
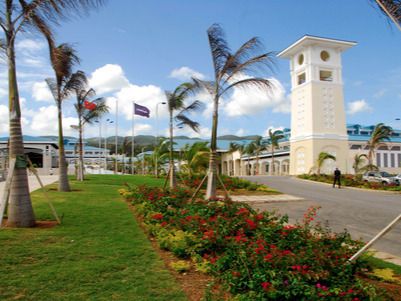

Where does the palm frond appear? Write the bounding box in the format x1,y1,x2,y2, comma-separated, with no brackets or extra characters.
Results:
207,23,231,79
180,100,203,114
175,114,200,133
61,70,87,99
82,98,109,124
51,43,80,82
374,0,401,30
45,77,58,101
220,77,272,98
191,77,215,96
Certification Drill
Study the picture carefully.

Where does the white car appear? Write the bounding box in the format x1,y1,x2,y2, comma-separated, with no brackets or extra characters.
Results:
362,171,398,186
394,174,401,185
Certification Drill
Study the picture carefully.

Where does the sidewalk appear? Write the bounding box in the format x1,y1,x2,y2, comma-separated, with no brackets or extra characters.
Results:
231,194,304,204
0,175,58,195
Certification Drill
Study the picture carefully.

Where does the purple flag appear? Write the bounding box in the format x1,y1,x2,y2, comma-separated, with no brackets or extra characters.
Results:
134,103,150,118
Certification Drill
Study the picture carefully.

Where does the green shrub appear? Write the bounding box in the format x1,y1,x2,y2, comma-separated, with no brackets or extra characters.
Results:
170,260,191,273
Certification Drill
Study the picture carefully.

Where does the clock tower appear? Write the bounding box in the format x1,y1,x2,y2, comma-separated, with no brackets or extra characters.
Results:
278,35,356,175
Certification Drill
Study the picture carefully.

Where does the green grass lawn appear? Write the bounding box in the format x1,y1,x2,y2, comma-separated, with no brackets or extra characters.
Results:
0,175,187,301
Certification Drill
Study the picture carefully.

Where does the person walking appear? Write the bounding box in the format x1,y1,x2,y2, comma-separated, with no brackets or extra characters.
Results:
333,167,341,188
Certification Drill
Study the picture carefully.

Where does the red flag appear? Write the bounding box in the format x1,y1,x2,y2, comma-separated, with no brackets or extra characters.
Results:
84,100,97,111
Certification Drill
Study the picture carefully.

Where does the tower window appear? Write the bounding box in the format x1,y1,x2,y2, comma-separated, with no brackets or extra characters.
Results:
320,50,330,61
297,73,306,85
320,70,333,82
298,54,304,65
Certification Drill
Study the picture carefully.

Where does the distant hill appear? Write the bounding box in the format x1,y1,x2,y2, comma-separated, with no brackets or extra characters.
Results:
217,135,261,141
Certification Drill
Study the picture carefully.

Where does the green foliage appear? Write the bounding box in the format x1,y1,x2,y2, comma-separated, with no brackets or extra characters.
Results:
121,184,384,300
170,260,191,273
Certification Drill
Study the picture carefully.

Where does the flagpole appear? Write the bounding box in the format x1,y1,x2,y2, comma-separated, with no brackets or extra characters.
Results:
131,101,135,175
115,98,118,174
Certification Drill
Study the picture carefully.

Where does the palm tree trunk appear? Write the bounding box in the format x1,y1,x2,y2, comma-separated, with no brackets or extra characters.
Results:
6,22,35,227
206,96,219,199
168,111,176,189
78,118,84,181
57,102,71,192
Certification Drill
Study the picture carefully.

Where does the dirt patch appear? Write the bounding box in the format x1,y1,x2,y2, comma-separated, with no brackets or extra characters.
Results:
1,219,58,229
361,275,401,300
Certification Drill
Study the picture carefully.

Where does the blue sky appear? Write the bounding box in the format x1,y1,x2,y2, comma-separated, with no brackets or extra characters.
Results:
1,0,400,138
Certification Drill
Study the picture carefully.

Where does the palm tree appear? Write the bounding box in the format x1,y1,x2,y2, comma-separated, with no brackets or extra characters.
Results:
74,88,109,181
316,152,336,176
366,123,392,167
181,142,209,176
46,42,87,191
151,138,170,176
352,154,368,175
166,83,202,189
1,0,105,227
251,136,265,175
193,24,275,199
267,129,284,175
228,142,239,176
245,143,256,175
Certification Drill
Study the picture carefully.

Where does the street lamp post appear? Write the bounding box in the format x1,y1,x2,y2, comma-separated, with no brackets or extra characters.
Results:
94,119,102,174
105,118,113,173
142,146,146,175
155,101,166,177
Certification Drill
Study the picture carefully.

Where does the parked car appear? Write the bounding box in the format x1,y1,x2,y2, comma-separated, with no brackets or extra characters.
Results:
362,171,398,186
394,174,401,185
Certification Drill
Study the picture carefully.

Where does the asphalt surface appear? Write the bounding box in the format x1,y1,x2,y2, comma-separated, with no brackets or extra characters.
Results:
242,176,401,257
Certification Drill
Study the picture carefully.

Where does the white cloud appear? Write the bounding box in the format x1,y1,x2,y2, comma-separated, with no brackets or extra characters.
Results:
235,128,246,136
123,124,153,136
169,66,206,81
30,105,79,136
89,64,130,94
113,84,167,120
347,99,372,115
264,126,285,137
32,81,54,102
0,105,8,135
16,39,46,52
224,77,290,116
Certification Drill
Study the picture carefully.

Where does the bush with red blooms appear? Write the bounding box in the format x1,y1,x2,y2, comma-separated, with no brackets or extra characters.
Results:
120,184,381,300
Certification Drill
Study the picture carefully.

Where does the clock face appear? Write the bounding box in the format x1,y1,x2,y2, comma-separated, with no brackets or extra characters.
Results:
298,53,304,65
320,50,330,62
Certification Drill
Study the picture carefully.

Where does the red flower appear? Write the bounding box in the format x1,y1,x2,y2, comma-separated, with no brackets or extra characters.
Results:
261,281,271,291
231,271,241,277
255,213,264,221
160,221,168,227
236,207,249,215
245,219,257,230
203,229,215,240
152,213,163,220
264,254,273,261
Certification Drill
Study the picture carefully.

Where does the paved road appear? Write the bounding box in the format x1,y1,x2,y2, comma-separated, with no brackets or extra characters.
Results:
0,175,58,194
243,176,401,257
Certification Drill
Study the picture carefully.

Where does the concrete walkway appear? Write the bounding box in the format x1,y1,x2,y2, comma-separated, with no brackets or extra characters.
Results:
231,194,304,204
0,175,58,195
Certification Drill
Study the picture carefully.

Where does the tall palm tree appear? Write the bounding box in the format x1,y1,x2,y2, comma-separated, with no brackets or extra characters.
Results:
228,142,239,176
46,43,87,191
193,24,275,199
181,142,209,176
1,0,105,227
316,152,336,176
267,129,284,176
151,138,170,176
352,154,368,175
74,88,109,181
166,83,202,189
251,136,265,175
366,123,392,167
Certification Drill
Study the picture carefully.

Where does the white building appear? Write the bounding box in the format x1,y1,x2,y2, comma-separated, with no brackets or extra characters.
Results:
220,35,401,176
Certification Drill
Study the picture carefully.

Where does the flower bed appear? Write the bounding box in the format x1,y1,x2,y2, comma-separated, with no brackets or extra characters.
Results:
120,184,382,300
180,174,275,193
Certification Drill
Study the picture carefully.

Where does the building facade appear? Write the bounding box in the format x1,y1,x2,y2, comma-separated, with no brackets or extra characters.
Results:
221,36,401,176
